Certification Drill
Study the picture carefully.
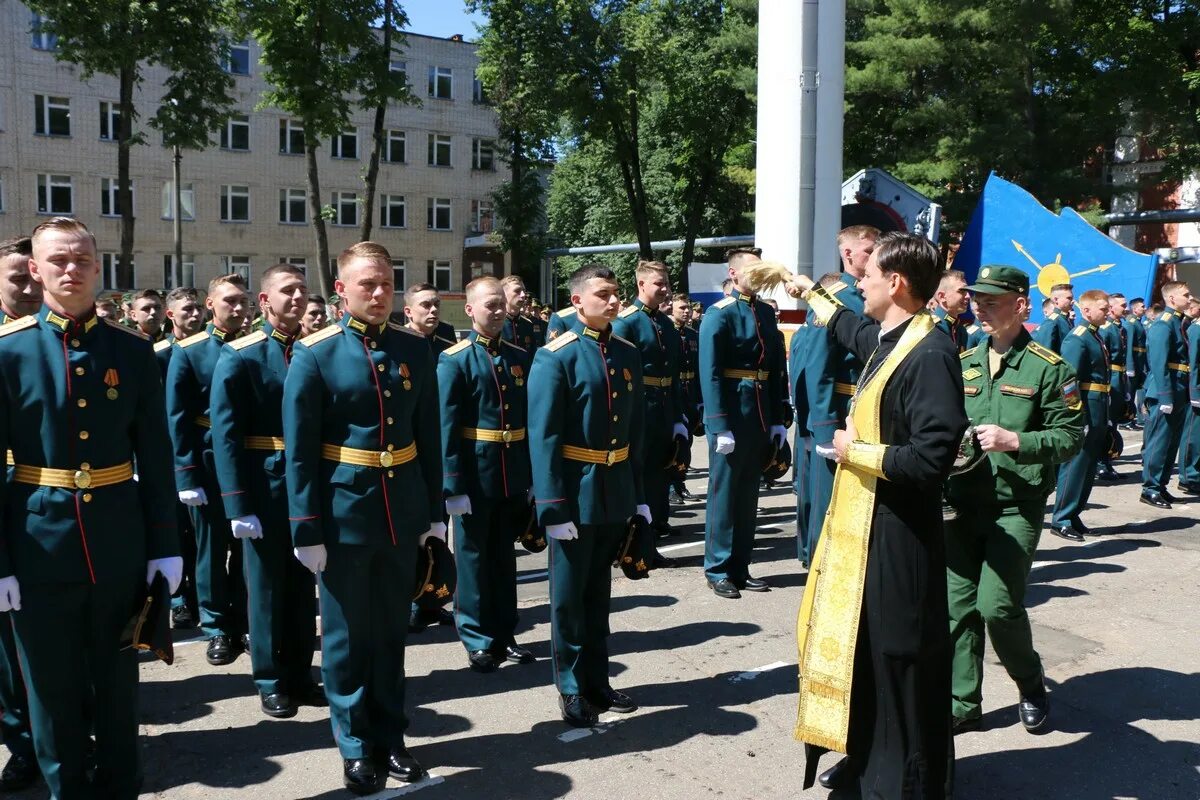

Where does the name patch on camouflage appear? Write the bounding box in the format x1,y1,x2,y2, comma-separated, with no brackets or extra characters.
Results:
999,384,1036,397
1060,379,1081,411
963,385,981,396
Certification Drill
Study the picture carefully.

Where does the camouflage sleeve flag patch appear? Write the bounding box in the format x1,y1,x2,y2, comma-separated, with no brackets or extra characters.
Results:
1060,379,1081,411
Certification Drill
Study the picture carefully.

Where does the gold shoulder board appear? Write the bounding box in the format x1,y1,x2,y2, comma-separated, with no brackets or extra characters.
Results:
543,331,578,352
153,339,172,353
1071,325,1088,337
176,330,210,348
959,346,978,360
299,325,343,347
713,297,735,309
0,315,36,338
617,305,638,318
555,307,576,318
445,339,471,356
104,318,149,339
228,330,267,351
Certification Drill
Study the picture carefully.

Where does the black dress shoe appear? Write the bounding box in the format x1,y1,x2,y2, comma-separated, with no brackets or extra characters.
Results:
384,746,425,783
436,607,455,626
170,606,198,629
559,694,598,727
500,643,535,664
205,634,239,666
0,753,40,791
1095,465,1120,481
678,486,693,499
651,552,677,568
468,649,499,673
668,488,684,506
740,577,770,592
408,607,429,633
952,715,981,735
708,578,740,599
591,687,637,714
292,683,328,707
1179,482,1200,496
1140,490,1171,509
260,692,296,719
1049,525,1084,543
1019,686,1050,732
817,756,856,791
653,522,674,539
1162,489,1181,503
342,758,380,795
241,633,251,651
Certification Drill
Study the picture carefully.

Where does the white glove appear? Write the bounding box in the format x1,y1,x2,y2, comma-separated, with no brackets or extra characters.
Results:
0,576,21,612
445,495,472,516
1127,369,1135,377
294,544,328,575
418,521,448,546
178,488,207,506
672,423,689,440
634,504,652,525
714,431,736,455
546,522,579,540
770,425,787,446
1191,401,1200,409
230,514,263,540
1161,404,1174,415
146,556,183,595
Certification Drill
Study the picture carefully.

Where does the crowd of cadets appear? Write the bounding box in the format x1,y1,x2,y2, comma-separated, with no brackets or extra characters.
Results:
0,221,1188,798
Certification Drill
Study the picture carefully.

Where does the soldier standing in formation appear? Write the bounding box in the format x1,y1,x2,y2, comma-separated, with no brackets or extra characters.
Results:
283,242,444,793
1123,297,1148,429
439,276,537,672
529,263,648,727
1096,293,1129,481
210,264,320,718
669,293,699,504
500,275,544,352
1177,299,1200,493
300,295,329,337
931,268,971,351
945,265,1082,734
1032,283,1074,353
1140,281,1194,509
613,260,687,556
167,274,251,665
0,217,181,798
129,289,167,342
699,248,786,599
545,302,580,342
787,314,814,565
0,237,42,323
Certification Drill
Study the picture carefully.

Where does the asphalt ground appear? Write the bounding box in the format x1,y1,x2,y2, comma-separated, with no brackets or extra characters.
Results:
6,427,1199,799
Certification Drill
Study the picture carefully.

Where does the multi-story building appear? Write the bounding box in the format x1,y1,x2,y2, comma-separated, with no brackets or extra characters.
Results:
0,3,509,324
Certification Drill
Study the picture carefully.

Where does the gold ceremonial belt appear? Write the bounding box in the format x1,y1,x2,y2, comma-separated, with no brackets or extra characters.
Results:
679,371,696,380
244,436,285,451
1110,365,1126,372
561,444,629,467
1133,347,1147,353
12,461,133,490
195,416,212,428
834,382,857,396
462,427,526,444
722,369,769,381
321,442,417,468
1080,382,1111,394
643,376,673,388
5,451,12,467
1168,362,1191,373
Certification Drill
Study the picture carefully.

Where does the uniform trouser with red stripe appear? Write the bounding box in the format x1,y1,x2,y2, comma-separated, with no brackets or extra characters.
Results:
243,521,317,697
453,495,521,654
703,429,769,584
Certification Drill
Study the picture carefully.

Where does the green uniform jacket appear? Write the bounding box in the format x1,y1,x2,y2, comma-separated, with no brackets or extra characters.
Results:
502,313,543,354
438,332,532,501
0,309,178,582
612,299,684,432
528,325,645,527
1099,320,1125,392
545,307,580,343
947,331,1083,507
283,316,442,548
1144,309,1189,406
166,324,241,492
1032,311,1072,354
1124,316,1147,379
1061,323,1111,429
933,307,969,352
698,291,785,436
676,322,700,423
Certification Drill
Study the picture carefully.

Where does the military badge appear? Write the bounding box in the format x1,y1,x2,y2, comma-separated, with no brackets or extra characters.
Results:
1060,379,1081,411
399,362,412,390
962,367,982,381
104,368,119,400
511,365,524,386
623,367,632,391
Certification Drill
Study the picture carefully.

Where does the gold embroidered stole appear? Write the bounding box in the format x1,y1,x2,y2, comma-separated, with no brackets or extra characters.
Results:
794,311,937,752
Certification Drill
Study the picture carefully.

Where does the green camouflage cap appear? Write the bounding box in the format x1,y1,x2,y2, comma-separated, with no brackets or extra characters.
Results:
966,264,1029,295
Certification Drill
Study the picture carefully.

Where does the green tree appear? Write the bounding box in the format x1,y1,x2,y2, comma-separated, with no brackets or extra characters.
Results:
27,1,235,288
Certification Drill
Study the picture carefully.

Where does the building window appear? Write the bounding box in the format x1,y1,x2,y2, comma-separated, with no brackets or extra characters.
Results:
101,254,132,291
380,194,406,229
471,199,494,233
222,40,251,75
279,188,307,224
473,73,487,104
428,134,452,167
220,255,252,286
331,129,358,160
34,94,70,137
389,60,407,81
429,259,452,291
427,197,452,231
428,66,453,99
161,181,195,221
282,256,307,276
220,114,250,151
472,139,495,171
36,174,73,214
99,101,121,141
30,13,57,51
220,184,250,222
392,259,406,290
162,254,195,289
385,130,406,163
279,118,305,155
332,191,358,227
101,178,133,217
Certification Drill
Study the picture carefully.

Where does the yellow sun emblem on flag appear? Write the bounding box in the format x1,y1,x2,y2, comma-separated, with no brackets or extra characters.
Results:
1011,239,1116,299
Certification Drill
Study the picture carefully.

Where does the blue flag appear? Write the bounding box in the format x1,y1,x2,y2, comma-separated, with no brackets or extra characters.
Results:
955,173,1158,325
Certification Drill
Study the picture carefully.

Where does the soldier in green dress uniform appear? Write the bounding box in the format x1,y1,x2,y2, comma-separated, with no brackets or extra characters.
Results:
545,304,581,342
500,275,544,352
439,277,536,672
300,295,329,337
945,265,1083,734
166,274,251,665
1123,298,1148,429
210,264,320,719
1031,284,1074,354
669,294,699,503
529,263,648,728
931,269,971,352
0,217,181,799
284,242,443,794
1140,282,1194,509
1096,294,1129,481
129,288,167,343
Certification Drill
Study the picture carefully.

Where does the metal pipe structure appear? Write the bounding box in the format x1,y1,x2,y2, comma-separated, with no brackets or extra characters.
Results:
812,0,846,276
544,234,754,257
797,0,820,281
1104,208,1200,227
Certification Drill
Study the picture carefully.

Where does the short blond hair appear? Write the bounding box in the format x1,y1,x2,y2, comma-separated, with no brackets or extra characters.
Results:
338,241,392,275
635,260,669,280
31,217,96,250
1079,288,1108,304
837,225,880,246
465,276,502,303
207,273,248,296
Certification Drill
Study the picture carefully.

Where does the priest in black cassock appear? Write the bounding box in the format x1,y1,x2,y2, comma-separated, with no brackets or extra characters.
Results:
778,232,968,800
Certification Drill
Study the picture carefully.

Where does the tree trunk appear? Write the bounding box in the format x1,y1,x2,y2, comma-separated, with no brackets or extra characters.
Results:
509,126,527,280
117,64,136,289
305,137,333,299
359,0,394,242
678,159,716,293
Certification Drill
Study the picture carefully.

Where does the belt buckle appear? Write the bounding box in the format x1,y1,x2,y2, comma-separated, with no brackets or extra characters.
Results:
378,451,394,468
73,469,92,490
501,429,513,444
604,450,616,467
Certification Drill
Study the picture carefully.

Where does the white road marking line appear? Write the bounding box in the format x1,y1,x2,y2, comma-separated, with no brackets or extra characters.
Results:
517,537,710,584
362,774,445,797
729,661,790,683
557,717,625,742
